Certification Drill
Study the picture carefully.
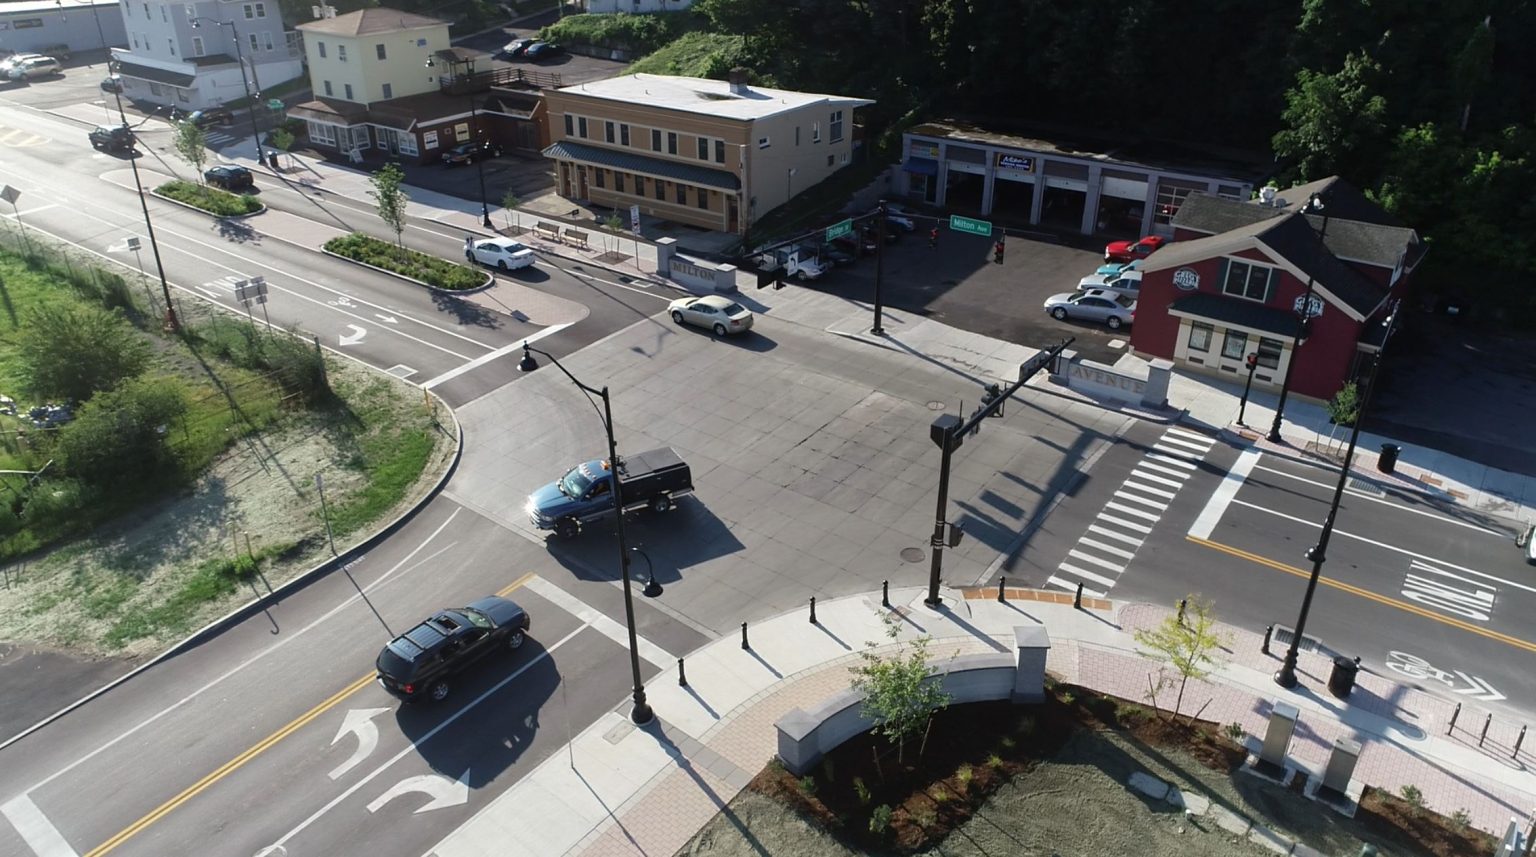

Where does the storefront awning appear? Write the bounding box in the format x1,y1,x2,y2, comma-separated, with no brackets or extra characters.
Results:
1168,292,1302,338
903,157,938,176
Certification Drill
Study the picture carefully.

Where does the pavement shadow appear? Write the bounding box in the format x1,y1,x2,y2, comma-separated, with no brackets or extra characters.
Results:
663,322,779,353
544,500,746,584
430,290,503,330
393,639,560,789
215,217,259,244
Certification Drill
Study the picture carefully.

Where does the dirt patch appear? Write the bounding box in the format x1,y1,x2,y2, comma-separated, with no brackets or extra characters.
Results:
681,688,1495,857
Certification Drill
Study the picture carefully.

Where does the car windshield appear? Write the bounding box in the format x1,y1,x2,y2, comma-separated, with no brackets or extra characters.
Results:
560,466,593,497
457,608,492,629
721,302,746,315
1112,294,1135,308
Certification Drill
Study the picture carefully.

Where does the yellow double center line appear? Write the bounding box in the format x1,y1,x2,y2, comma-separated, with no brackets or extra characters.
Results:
1190,536,1536,653
86,572,538,856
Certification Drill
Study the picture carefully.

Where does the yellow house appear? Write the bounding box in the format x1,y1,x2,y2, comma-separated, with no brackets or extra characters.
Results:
544,71,873,235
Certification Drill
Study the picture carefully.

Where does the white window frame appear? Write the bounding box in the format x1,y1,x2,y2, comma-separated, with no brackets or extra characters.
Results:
248,33,258,53
308,121,338,147
396,130,418,156
317,41,326,58
322,80,332,96
191,35,204,56
758,136,770,149
381,82,392,99
812,121,820,143
343,82,353,101
338,44,347,62
829,109,844,142
376,43,386,60
1221,259,1273,302
1187,322,1213,353
263,32,273,50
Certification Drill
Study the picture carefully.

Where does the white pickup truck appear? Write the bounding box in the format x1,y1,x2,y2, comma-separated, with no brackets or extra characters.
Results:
756,245,829,281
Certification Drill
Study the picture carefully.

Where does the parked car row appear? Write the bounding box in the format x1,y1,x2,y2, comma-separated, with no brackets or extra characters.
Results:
499,37,564,62
0,53,63,81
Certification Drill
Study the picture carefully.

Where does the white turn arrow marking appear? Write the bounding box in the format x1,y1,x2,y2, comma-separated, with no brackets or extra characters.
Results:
1452,671,1506,702
375,313,398,324
328,707,389,780
366,769,470,814
338,324,367,346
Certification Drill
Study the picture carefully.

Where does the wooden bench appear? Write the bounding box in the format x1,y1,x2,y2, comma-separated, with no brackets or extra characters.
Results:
533,221,562,242
562,228,589,249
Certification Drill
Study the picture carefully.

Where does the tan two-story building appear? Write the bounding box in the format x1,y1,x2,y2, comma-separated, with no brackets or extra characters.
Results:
543,71,872,236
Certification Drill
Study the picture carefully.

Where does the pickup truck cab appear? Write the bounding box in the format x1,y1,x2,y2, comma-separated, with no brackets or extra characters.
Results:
527,447,693,539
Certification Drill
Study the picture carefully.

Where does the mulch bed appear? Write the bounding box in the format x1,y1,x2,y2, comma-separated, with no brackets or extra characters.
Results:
750,681,1488,856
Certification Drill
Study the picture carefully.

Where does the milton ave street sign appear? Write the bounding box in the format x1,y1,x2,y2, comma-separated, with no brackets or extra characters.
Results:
948,215,992,237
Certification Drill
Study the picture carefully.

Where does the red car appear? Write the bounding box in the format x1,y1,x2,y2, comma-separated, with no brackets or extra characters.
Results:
1103,235,1168,263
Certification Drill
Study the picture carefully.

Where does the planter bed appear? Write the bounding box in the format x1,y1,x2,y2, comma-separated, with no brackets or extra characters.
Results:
323,232,486,292
153,180,263,217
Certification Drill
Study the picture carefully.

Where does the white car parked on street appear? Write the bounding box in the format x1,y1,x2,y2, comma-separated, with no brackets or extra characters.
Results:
466,237,536,271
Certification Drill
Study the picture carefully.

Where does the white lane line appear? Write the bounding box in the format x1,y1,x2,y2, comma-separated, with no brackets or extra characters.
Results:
1228,498,1536,595
1121,480,1177,500
1047,575,1105,597
1137,460,1193,480
25,510,463,790
1056,563,1117,587
268,625,588,850
523,576,672,668
1078,537,1136,561
0,794,78,857
422,323,572,390
1098,512,1154,534
1250,463,1503,536
1112,489,1167,511
1189,446,1261,539
1129,469,1186,490
1087,524,1143,547
1147,452,1198,470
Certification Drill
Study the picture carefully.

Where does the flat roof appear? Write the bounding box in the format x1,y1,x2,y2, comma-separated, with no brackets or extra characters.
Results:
908,119,1270,183
0,0,117,12
557,73,873,121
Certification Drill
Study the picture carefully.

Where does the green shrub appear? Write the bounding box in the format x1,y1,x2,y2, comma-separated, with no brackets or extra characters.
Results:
1224,722,1246,742
1450,808,1471,832
999,736,1016,750
323,233,483,291
627,31,755,79
796,775,816,795
985,753,1003,769
156,180,262,216
1400,784,1424,812
852,777,870,806
16,302,150,401
955,764,973,788
868,804,892,834
55,377,188,487
929,786,950,804
540,11,701,52
1015,714,1037,735
912,805,937,828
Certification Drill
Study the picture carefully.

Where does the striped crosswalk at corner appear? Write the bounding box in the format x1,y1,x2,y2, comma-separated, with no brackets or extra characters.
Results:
1047,426,1216,598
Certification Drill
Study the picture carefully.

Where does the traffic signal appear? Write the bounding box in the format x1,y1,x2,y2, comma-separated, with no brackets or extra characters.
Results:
980,382,1005,418
993,239,1005,264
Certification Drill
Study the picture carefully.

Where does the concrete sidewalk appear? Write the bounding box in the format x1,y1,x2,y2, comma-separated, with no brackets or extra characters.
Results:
428,587,1536,857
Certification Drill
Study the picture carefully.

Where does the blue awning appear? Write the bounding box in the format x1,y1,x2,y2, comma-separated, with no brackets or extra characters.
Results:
903,157,938,176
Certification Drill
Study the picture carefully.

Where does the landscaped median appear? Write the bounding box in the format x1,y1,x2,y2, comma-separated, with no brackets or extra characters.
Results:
323,232,489,292
153,180,263,217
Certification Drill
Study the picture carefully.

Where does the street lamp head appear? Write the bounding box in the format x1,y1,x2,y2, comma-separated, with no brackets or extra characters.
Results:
1304,191,1325,215
517,344,538,373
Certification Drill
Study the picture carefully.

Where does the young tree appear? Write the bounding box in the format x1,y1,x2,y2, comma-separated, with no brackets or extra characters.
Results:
369,163,409,261
1326,381,1360,427
601,211,624,253
1134,595,1231,722
849,611,952,766
174,121,209,182
500,189,521,231
17,303,150,402
268,126,295,172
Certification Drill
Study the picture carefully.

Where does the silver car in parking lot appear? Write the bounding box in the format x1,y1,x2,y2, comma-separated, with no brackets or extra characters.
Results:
1042,288,1136,330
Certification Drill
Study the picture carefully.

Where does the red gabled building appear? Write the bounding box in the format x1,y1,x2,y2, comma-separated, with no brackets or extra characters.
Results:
1129,177,1427,401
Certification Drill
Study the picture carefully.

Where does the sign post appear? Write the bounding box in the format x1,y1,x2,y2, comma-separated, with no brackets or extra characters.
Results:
948,214,993,237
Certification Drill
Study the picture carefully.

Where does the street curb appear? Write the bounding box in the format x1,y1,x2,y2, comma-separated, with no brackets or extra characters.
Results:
148,187,267,219
319,245,495,294
0,389,465,753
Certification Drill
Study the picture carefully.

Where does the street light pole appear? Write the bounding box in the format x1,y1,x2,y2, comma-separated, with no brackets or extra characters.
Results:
429,53,494,228
106,62,179,331
517,344,653,725
1267,193,1330,443
192,18,265,167
871,199,887,335
1274,301,1401,689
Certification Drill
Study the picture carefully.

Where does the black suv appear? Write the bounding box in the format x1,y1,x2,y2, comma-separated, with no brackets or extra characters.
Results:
375,596,530,703
89,125,135,152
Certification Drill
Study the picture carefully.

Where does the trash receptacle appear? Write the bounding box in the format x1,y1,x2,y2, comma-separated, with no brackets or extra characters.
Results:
1378,443,1401,474
1328,656,1360,699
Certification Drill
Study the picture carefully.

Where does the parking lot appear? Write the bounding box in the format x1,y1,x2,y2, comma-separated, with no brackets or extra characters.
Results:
0,48,119,113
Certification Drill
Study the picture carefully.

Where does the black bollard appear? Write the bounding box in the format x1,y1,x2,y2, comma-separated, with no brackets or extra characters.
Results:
809,596,817,624
1177,599,1187,626
1480,713,1492,747
882,580,890,608
998,576,1006,602
1449,702,1461,734
1515,725,1527,760
741,621,750,650
1262,624,1273,655
678,657,688,687
1074,582,1083,610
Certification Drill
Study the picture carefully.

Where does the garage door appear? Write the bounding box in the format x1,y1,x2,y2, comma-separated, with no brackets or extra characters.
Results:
1101,175,1149,200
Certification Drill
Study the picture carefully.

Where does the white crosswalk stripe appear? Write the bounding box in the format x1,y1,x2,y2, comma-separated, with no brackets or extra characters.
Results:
1045,426,1217,598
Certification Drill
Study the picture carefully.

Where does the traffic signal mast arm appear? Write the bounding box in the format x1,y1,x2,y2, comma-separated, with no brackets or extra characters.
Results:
955,338,1075,439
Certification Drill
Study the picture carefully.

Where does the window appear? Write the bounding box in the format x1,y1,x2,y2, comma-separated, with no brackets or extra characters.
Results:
343,83,353,100
376,43,387,60
1187,322,1213,353
795,126,800,146
696,137,707,159
812,121,821,143
604,121,614,143
397,133,418,156
1221,330,1248,361
563,114,572,136
1222,260,1272,301
667,132,677,154
654,179,665,201
308,122,337,147
191,35,203,55
595,169,605,189
826,155,833,167
143,3,149,16
168,38,176,55
830,109,844,142
1256,336,1284,369
620,124,629,146
337,44,347,62
184,4,193,19
758,136,770,149
635,176,645,196
132,35,139,49
381,83,392,99
160,4,167,21
696,189,708,210
651,129,660,150
577,117,587,138
675,183,686,204
323,80,333,96
264,32,273,50
149,81,162,95
177,87,190,102
714,140,724,163
248,33,259,53
317,41,326,58
614,173,625,193
243,2,265,17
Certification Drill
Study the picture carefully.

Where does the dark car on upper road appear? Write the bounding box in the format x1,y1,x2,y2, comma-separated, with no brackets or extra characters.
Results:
204,165,254,190
524,41,564,61
441,140,502,165
88,124,135,152
100,74,124,93
184,107,235,129
501,37,536,58
375,596,531,703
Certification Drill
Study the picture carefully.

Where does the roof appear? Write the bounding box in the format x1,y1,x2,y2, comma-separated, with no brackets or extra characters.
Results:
1167,293,1302,339
289,97,370,124
0,0,118,13
296,7,446,36
556,74,873,121
114,60,195,88
366,90,469,129
481,91,540,119
544,139,742,190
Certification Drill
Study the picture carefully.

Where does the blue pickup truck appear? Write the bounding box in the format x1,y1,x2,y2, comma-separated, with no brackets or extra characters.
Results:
526,447,693,539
